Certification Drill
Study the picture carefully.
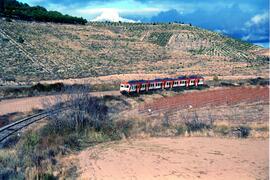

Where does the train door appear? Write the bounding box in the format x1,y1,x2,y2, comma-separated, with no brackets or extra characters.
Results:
162,81,166,89
146,82,150,91
186,79,190,87
195,79,198,86
136,84,141,93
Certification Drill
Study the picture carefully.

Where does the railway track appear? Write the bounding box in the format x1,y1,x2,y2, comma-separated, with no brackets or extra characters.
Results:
0,108,66,146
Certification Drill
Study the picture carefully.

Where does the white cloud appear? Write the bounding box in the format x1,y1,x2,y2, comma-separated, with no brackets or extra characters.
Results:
214,29,228,34
242,12,269,42
90,9,137,23
78,7,160,15
245,12,268,26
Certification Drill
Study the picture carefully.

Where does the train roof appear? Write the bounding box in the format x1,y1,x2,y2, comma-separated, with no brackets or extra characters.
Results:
188,75,204,79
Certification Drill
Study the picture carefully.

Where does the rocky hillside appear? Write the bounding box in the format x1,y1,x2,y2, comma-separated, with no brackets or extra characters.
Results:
0,19,268,82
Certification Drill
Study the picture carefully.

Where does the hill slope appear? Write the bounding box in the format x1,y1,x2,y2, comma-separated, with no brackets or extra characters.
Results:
0,20,268,82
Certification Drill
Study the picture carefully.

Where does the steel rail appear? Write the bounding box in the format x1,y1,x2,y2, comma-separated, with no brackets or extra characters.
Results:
0,107,67,143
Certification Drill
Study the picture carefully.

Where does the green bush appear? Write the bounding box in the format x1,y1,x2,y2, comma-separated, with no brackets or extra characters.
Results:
213,75,219,82
17,36,24,43
185,119,210,133
148,32,173,46
32,82,64,92
3,0,87,25
175,125,186,135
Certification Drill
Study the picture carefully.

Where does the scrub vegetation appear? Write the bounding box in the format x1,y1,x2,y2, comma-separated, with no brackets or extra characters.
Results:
0,19,268,83
1,85,268,179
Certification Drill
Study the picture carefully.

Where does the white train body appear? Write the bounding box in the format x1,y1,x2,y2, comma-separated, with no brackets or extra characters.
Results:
120,75,205,94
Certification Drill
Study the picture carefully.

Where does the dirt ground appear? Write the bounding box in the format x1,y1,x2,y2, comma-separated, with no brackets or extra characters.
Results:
0,91,120,116
64,137,269,180
139,86,269,113
0,86,268,118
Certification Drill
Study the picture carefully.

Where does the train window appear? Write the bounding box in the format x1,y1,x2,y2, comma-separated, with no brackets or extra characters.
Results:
166,82,170,86
126,85,129,88
181,81,185,84
121,85,124,88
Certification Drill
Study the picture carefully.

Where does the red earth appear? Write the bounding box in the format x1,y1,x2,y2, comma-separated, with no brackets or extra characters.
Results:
139,86,269,114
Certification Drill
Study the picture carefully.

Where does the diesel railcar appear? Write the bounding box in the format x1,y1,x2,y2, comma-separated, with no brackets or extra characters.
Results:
120,75,205,94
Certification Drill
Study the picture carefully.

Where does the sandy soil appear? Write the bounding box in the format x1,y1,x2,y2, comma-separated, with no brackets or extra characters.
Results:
0,91,120,116
66,137,269,180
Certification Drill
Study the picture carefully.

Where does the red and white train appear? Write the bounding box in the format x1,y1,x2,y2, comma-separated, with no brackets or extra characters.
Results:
120,75,205,94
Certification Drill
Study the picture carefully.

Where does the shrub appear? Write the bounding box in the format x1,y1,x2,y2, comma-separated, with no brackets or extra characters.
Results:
0,150,24,179
4,0,87,25
17,36,24,43
248,77,269,86
184,112,211,133
232,126,251,138
185,119,210,133
148,32,173,46
5,17,12,22
175,125,186,136
116,120,134,138
162,113,170,128
32,82,64,92
213,75,219,82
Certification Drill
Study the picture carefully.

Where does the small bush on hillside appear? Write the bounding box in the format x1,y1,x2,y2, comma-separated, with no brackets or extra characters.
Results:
213,75,219,82
115,120,134,138
185,119,210,133
232,126,251,138
148,32,173,46
184,112,211,133
17,36,24,43
175,125,186,136
248,77,269,86
32,82,64,92
5,17,12,22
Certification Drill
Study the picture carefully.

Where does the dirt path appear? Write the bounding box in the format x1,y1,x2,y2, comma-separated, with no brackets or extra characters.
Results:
70,137,268,180
0,91,120,116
